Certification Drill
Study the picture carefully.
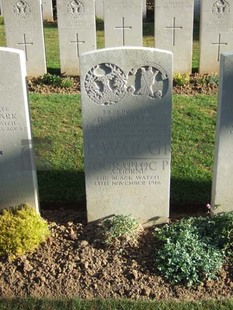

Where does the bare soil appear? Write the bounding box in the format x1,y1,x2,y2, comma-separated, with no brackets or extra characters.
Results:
0,208,232,300
0,77,230,301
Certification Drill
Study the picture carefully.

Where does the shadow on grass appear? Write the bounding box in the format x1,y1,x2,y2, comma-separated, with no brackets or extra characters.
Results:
170,177,211,217
38,170,210,220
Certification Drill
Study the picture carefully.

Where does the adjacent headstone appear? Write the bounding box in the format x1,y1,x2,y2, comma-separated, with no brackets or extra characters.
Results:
42,0,53,21
95,0,104,19
2,0,47,77
0,0,3,16
57,0,96,75
80,47,172,225
211,52,233,213
104,0,143,47
154,0,194,74
0,47,39,212
199,0,233,74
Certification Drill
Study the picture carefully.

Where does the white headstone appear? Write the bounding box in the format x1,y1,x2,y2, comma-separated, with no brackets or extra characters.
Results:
80,47,172,226
154,0,194,74
104,0,143,48
199,0,233,74
2,0,47,77
95,0,104,19
0,48,39,212
57,0,96,76
212,52,233,213
143,0,147,20
42,0,53,21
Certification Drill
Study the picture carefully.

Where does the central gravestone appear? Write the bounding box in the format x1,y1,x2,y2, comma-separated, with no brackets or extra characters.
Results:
80,47,172,225
0,48,39,212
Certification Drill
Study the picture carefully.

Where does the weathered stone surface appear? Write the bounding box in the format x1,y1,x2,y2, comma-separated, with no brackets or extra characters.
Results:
42,0,53,21
154,0,194,74
0,48,39,212
80,47,172,225
2,0,47,77
104,0,143,47
212,52,233,213
57,0,96,75
199,0,233,74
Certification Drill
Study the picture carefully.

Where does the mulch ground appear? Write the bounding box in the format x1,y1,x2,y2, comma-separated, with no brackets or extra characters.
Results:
1,76,230,301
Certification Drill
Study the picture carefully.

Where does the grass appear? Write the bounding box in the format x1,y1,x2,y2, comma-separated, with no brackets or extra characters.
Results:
0,298,233,310
28,93,217,210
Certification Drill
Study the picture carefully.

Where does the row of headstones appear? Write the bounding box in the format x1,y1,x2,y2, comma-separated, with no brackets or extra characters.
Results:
0,46,232,225
2,0,233,77
0,0,53,21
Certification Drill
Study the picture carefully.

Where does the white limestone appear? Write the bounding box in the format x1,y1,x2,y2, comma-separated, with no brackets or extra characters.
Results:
57,0,96,75
0,48,39,212
2,0,47,77
154,0,194,74
95,0,104,19
80,47,172,226
199,0,233,74
42,0,53,21
104,0,143,47
212,52,233,213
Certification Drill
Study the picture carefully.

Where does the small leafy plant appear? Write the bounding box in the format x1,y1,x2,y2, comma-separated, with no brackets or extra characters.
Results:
154,212,233,286
103,214,140,245
173,73,190,87
0,205,50,260
38,73,74,88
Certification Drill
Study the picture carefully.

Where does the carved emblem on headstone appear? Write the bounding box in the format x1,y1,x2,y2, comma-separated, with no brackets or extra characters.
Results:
84,63,127,105
13,1,31,17
67,0,85,17
128,65,169,99
212,0,230,17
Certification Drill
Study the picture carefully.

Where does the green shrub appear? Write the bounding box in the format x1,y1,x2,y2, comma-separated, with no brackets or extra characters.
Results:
61,78,74,88
173,73,190,86
103,214,140,244
0,205,50,260
39,73,63,86
153,213,233,286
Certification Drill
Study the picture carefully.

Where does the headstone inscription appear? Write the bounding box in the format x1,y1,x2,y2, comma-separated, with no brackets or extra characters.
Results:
154,0,194,74
104,0,143,48
0,48,39,212
2,0,47,77
42,0,53,21
199,0,233,74
57,0,96,75
211,52,233,213
80,47,172,225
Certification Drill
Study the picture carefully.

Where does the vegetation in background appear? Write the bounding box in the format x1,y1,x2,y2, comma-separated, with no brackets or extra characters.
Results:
0,205,50,260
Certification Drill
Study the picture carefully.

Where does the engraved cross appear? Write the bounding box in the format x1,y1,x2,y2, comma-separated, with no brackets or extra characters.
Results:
70,33,85,57
114,17,132,46
211,34,228,62
165,17,183,46
17,34,33,61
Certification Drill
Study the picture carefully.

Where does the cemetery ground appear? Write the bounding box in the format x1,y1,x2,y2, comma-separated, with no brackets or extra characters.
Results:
0,19,233,307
